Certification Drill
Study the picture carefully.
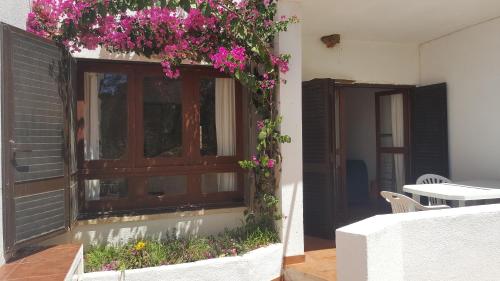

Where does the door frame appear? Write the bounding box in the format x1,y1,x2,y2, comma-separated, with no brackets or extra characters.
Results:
374,89,412,193
333,82,414,222
332,87,347,225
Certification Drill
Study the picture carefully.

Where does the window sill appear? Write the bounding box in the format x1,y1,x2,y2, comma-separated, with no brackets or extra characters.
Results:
76,202,246,226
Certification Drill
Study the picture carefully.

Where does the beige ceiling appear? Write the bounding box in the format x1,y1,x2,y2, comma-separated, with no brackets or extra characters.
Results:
301,0,500,43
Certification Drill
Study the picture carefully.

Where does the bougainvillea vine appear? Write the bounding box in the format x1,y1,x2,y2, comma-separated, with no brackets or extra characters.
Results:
27,0,297,226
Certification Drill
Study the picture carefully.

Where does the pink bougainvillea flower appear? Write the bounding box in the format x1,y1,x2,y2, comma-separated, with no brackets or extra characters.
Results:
161,61,181,79
210,46,247,73
271,54,289,73
252,155,260,166
257,120,265,130
267,159,275,168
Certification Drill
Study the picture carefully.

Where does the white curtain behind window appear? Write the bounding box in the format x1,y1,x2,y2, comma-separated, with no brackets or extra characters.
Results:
215,78,236,192
391,94,405,193
84,73,103,200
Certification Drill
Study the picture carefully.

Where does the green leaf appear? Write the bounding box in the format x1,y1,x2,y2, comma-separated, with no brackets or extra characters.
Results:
179,0,191,12
158,0,167,7
258,131,267,140
200,2,212,16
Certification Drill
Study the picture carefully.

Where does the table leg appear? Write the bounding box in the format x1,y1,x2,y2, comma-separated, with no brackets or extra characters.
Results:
412,194,421,204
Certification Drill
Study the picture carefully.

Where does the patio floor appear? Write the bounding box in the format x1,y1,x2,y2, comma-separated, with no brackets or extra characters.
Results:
285,236,337,281
0,244,82,281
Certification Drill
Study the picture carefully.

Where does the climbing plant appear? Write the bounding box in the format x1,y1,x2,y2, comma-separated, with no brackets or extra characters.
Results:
28,0,297,227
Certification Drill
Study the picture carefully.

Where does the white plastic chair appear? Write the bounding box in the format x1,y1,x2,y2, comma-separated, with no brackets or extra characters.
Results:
416,174,452,205
380,191,450,214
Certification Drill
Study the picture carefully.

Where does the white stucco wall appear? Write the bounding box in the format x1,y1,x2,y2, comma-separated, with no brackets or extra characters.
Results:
0,0,30,30
0,24,4,266
337,204,500,281
276,0,304,258
419,17,500,181
302,35,419,85
42,207,246,248
0,0,31,266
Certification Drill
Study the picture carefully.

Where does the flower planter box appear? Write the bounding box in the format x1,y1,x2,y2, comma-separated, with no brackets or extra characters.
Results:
83,243,283,281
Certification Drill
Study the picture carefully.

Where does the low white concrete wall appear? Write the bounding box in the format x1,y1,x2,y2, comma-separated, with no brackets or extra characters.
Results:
43,207,246,248
83,243,283,281
336,204,500,281
66,245,84,281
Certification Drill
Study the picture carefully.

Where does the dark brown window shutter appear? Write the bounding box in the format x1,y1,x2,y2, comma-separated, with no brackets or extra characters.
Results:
302,79,336,239
411,83,449,183
1,23,71,255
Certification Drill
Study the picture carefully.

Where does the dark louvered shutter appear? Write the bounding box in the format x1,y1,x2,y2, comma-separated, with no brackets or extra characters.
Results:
411,83,449,182
302,79,336,239
68,54,79,225
1,23,70,255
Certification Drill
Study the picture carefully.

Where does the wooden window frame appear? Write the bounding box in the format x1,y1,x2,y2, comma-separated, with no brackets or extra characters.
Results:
76,60,244,215
375,89,412,191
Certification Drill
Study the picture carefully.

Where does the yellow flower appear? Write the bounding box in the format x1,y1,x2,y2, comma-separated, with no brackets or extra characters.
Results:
134,241,146,251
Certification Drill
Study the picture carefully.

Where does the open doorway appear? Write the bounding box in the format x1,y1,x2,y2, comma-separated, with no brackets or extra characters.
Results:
303,79,449,243
340,86,411,225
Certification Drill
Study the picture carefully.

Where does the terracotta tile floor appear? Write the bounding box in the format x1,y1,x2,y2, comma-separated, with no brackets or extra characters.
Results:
0,244,81,281
286,236,337,281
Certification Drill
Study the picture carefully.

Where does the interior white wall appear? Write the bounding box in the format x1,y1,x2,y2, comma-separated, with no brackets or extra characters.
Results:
344,88,377,184
0,0,31,265
420,17,500,181
302,35,419,85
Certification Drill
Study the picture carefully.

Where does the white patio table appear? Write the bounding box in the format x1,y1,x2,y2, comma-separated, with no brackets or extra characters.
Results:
403,180,500,207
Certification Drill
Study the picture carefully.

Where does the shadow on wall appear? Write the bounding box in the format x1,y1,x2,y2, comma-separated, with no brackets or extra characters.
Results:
42,208,246,248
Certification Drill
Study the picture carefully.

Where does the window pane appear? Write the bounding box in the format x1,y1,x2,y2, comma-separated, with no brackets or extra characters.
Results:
200,78,236,156
379,153,405,192
201,172,237,193
143,77,183,158
85,178,127,201
147,176,186,197
84,73,128,160
379,94,404,147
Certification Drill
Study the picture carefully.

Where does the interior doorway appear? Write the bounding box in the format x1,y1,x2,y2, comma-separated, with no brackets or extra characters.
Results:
302,79,449,241
340,86,411,226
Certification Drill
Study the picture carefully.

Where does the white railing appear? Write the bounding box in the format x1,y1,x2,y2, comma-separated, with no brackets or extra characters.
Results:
336,204,500,281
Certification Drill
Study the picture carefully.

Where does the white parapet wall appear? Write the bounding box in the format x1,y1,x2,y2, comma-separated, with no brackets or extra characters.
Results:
83,243,283,281
336,204,500,281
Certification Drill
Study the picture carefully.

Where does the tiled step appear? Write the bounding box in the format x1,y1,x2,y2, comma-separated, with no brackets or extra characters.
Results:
284,266,330,281
0,244,83,281
284,247,337,281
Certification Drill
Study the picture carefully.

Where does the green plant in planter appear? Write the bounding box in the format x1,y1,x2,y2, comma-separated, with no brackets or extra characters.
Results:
84,220,279,272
